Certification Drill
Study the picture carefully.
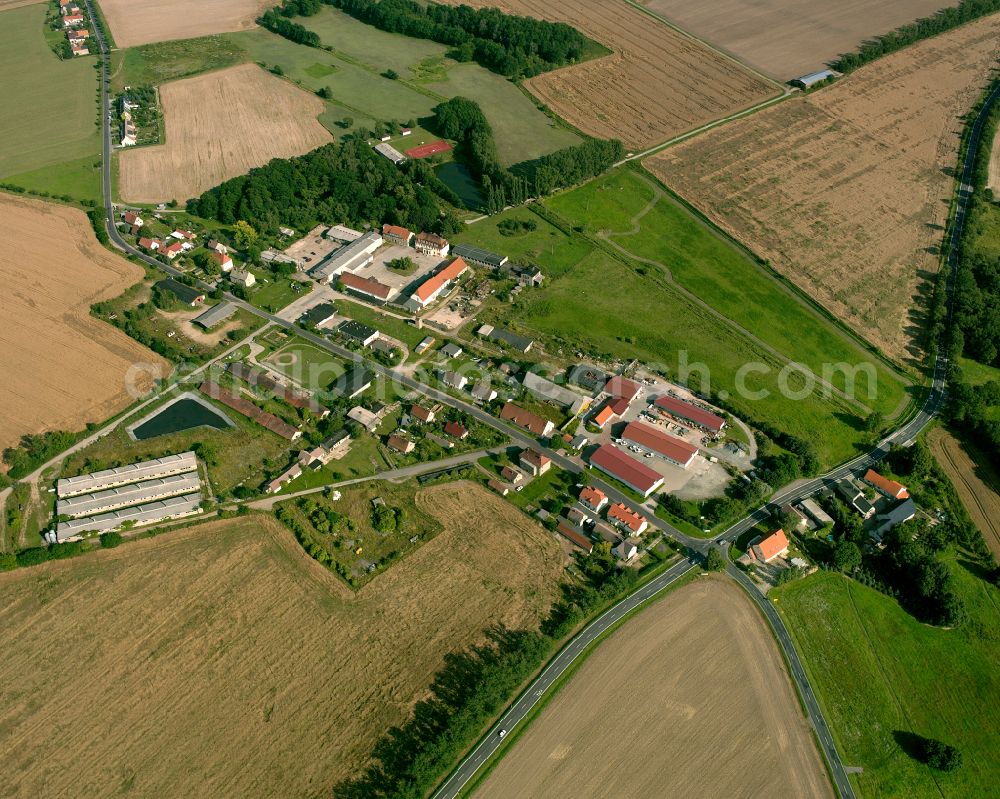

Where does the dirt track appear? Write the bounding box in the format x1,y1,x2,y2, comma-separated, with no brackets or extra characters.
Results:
929,427,1000,559
474,577,833,799
100,0,272,47
0,483,564,797
648,15,1000,362
119,64,332,204
439,0,778,150
0,194,166,451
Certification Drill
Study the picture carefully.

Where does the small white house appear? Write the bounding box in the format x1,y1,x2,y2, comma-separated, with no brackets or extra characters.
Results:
229,268,256,288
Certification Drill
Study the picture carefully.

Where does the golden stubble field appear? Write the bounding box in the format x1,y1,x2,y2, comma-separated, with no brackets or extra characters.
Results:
474,577,833,799
100,0,272,47
989,127,1000,191
642,0,948,80
0,194,166,452
648,16,1000,362
119,64,332,204
928,427,1000,559
0,483,565,798
440,0,778,150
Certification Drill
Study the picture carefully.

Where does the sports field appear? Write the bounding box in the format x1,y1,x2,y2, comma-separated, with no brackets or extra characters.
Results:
0,483,564,797
648,15,1000,362
776,569,1000,798
100,0,271,47
440,0,779,150
118,63,332,203
641,0,948,80
0,195,166,452
475,578,832,798
0,4,100,182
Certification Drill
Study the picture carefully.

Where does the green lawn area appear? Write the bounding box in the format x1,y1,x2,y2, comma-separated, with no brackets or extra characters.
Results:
0,5,101,182
956,356,1000,386
775,568,1000,798
4,153,103,204
265,340,349,392
545,169,911,418
109,34,247,91
58,392,294,496
247,273,311,313
335,300,427,349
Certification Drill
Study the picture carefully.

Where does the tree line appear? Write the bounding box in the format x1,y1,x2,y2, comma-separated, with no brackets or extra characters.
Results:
188,137,464,234
283,0,592,78
830,0,1000,72
432,96,624,213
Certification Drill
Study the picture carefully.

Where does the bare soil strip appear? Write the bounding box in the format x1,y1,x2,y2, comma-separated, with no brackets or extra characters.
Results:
474,577,833,799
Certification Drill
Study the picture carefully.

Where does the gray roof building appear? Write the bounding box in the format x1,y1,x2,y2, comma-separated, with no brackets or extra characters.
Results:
58,472,202,518
57,452,198,498
309,231,383,283
522,371,589,414
56,492,203,539
452,243,507,269
338,319,379,346
193,301,237,329
477,324,533,353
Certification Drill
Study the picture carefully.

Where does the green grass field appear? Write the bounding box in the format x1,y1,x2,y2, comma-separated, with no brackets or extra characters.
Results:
109,35,247,91
775,568,1000,798
266,340,349,391
3,154,103,204
544,169,911,416
0,5,100,182
247,273,311,314
335,300,427,349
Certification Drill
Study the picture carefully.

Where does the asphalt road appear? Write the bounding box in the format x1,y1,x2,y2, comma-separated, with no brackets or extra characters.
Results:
84,14,999,798
432,558,696,799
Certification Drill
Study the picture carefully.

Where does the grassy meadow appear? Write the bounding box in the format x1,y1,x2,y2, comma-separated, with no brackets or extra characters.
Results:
775,568,1000,797
0,4,100,188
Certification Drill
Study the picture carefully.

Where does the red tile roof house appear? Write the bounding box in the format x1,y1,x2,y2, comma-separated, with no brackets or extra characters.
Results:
862,469,909,500
122,210,142,227
381,223,413,246
653,394,726,434
411,404,435,423
415,231,450,257
444,421,468,440
387,433,415,454
488,478,510,497
405,256,469,311
500,402,555,437
161,241,184,259
519,449,551,476
579,485,608,513
589,444,664,498
749,529,789,563
621,421,698,469
211,251,234,272
500,465,524,485
604,376,642,405
556,520,594,553
607,502,649,536
591,402,616,430
62,13,84,27
338,272,395,304
138,237,159,251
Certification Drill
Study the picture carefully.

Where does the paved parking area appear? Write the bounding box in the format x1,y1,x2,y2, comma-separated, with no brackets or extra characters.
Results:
356,245,445,293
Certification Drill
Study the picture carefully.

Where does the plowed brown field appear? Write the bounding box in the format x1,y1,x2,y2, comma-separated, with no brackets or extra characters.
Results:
0,194,166,452
0,483,564,798
439,0,778,150
929,427,1000,559
100,0,272,47
648,15,1000,361
474,577,833,799
642,0,948,80
119,64,332,204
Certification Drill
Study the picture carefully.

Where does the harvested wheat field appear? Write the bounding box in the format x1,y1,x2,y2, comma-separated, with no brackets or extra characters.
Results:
440,0,778,150
119,64,331,203
0,0,45,10
642,0,948,80
989,126,1000,192
0,194,166,452
648,16,1000,362
0,483,564,798
475,577,832,799
100,0,272,47
929,427,1000,559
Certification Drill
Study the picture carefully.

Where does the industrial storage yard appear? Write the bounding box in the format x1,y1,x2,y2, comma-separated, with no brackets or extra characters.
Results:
99,0,272,47
119,64,332,203
474,578,833,799
641,0,949,79
0,195,166,451
444,0,779,150
647,14,1000,360
0,484,564,797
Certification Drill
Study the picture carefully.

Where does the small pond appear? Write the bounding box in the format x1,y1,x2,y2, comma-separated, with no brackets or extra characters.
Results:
435,162,484,210
130,397,233,441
